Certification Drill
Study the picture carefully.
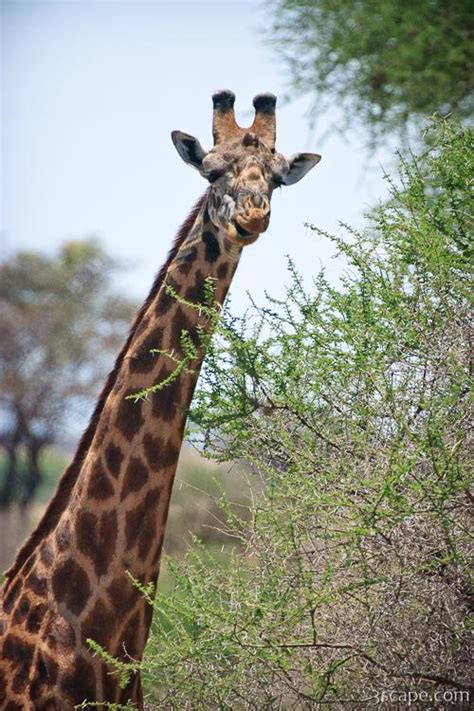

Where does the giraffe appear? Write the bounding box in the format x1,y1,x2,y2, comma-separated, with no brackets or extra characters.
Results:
0,90,320,709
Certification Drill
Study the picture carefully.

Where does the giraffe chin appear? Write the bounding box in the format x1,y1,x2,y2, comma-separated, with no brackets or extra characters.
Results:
226,221,260,246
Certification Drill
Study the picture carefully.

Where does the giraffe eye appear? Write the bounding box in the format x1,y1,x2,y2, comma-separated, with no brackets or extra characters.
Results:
271,172,284,187
202,153,230,183
205,169,225,183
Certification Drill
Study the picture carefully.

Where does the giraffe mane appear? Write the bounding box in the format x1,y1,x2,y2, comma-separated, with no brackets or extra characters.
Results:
3,190,209,587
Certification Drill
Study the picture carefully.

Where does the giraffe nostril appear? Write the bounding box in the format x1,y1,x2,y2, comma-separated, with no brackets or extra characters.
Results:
243,196,253,212
243,194,266,211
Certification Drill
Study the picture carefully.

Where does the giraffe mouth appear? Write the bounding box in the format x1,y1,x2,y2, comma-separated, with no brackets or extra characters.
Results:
234,222,255,239
233,209,270,240
226,218,261,245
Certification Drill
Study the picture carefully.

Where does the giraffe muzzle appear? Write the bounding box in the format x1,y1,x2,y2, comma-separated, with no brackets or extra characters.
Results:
227,220,259,245
228,208,270,244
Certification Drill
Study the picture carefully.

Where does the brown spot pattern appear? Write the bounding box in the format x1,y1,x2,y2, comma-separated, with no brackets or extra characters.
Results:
115,392,144,442
130,326,164,373
162,438,180,468
217,262,229,280
102,665,119,702
104,442,124,478
97,510,118,577
12,594,30,625
5,702,22,711
82,598,116,649
120,457,149,500
52,559,91,616
25,570,47,597
169,307,193,352
137,488,163,561
142,432,164,470
26,602,46,634
87,458,115,500
40,542,54,566
77,509,117,578
151,377,182,423
107,575,140,618
125,504,143,551
177,246,197,275
143,432,179,471
63,654,96,704
125,487,161,552
3,579,21,614
30,652,59,700
0,669,7,705
76,510,97,559
2,634,33,694
185,269,207,305
202,231,221,263
118,610,141,660
155,276,179,316
56,519,72,551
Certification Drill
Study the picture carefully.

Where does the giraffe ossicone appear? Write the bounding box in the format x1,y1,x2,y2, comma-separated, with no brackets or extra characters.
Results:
0,90,321,708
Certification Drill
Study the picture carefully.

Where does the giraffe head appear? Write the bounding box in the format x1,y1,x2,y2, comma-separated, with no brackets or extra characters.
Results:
171,90,321,246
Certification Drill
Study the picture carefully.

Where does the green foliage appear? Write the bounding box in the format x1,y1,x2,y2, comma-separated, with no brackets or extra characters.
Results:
100,121,472,707
268,0,474,142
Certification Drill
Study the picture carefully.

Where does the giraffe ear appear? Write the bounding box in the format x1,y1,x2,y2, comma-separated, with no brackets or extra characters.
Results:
282,153,321,186
171,131,207,172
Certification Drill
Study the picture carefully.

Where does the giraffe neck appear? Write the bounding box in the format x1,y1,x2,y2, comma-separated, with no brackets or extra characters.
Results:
67,197,240,579
0,196,242,707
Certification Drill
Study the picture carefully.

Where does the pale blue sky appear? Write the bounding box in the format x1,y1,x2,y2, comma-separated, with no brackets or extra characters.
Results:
2,0,392,314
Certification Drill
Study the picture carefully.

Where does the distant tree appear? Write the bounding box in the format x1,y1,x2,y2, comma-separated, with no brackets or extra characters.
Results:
268,0,473,143
0,240,135,508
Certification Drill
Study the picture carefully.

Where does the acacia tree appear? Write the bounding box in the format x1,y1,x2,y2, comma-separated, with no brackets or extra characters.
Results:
0,240,135,508
95,121,473,707
268,0,473,143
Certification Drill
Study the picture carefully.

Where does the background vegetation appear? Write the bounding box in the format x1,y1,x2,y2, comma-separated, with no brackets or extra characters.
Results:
0,240,134,509
269,0,473,144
